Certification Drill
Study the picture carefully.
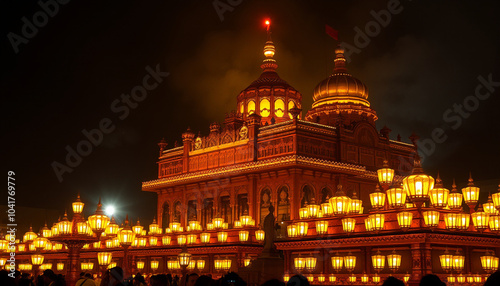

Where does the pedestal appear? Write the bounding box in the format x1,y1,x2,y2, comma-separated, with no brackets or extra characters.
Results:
238,255,284,286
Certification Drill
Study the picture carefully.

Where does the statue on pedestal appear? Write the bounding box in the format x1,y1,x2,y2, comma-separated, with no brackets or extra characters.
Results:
262,205,278,255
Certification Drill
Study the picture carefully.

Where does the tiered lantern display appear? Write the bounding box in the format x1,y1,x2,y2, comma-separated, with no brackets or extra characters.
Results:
429,174,449,208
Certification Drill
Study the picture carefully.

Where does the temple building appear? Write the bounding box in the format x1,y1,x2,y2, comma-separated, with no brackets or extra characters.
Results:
5,24,500,286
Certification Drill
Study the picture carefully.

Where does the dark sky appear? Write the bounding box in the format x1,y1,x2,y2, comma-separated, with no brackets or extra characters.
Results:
2,0,500,228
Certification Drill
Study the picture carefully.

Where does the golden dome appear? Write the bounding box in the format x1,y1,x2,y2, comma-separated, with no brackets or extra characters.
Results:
312,47,369,108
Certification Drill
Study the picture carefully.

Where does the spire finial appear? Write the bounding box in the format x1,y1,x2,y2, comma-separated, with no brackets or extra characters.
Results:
333,45,347,74
261,19,277,72
467,172,475,186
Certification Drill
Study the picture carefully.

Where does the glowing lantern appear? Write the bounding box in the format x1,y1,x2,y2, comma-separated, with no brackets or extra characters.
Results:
329,184,351,216
361,273,369,283
448,180,463,209
148,218,159,235
118,216,136,247
233,220,242,228
76,221,89,235
368,213,385,232
212,216,224,229
331,255,343,271
283,274,290,282
307,198,320,218
322,201,333,216
305,256,317,271
315,220,328,235
452,253,465,271
447,276,456,284
387,250,401,271
387,187,406,208
371,250,385,272
41,223,52,238
318,275,325,283
306,276,314,283
370,185,386,209
58,213,72,235
197,259,205,270
403,157,434,205
255,229,265,242
97,252,112,266
240,212,252,226
243,257,251,267
149,236,158,247
299,207,309,219
187,260,196,270
206,223,214,231
162,235,171,246
51,223,60,237
105,217,120,236
72,194,84,214
138,237,147,247
373,274,381,283
456,274,465,283
456,212,471,231
329,275,337,283
467,276,474,284
177,234,187,246
342,218,356,233
221,258,232,271
88,199,110,236
439,249,454,272
480,250,499,273
483,194,498,215
364,218,372,232
397,211,413,230
187,234,197,245
462,174,480,207
378,160,395,186
344,253,356,272
133,220,144,235
349,192,363,214
403,274,410,283
150,260,159,271
423,210,440,228
474,274,482,283
17,244,26,252
44,241,52,251
287,224,298,238
217,231,228,243
444,213,458,230
493,185,500,211
31,254,44,266
489,215,500,232
472,207,490,231
170,222,181,233
428,174,449,208
294,256,305,271
200,232,211,244
33,236,48,250
239,230,249,242
24,226,38,241
348,274,356,283
178,250,192,268
296,222,308,237
136,261,145,270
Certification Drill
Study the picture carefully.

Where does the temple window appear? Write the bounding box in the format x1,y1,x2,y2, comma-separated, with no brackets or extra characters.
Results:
161,202,170,229
275,99,285,117
260,98,271,117
248,101,256,115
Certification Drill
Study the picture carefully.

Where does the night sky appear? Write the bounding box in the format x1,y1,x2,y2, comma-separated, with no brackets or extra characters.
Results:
2,0,499,229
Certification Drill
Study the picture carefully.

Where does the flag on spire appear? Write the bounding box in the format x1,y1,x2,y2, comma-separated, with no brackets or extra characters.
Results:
325,24,339,40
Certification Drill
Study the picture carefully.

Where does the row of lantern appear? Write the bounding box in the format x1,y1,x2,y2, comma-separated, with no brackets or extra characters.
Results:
448,274,490,284
440,250,499,273
283,273,411,284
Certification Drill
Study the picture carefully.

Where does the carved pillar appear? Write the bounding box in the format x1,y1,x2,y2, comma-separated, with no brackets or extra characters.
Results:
410,243,423,285
423,243,432,275
465,246,471,273
284,250,290,273
197,197,202,223
182,129,195,173
290,172,298,220
365,247,371,275
248,175,257,218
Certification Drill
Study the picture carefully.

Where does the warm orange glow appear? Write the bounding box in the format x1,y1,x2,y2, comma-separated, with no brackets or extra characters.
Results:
331,255,343,271
151,260,159,271
265,20,270,26
456,213,471,230
296,222,309,237
97,252,113,266
387,188,406,208
387,251,402,271
344,254,356,272
294,256,305,271
239,230,249,242
31,254,44,266
217,231,228,243
200,232,211,244
287,224,298,238
489,215,500,232
423,210,440,228
444,213,458,230
315,220,328,235
162,235,171,246
255,229,265,242
305,256,317,271
136,261,145,270
472,208,490,231
342,218,356,233
177,234,187,245
197,259,206,270
371,251,385,271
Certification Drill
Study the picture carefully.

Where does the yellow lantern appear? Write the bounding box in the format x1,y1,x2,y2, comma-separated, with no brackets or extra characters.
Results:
299,207,309,219
149,236,158,247
58,213,72,235
76,221,89,235
149,217,159,235
329,184,351,216
331,254,343,271
348,274,356,283
206,223,214,231
466,276,474,284
93,241,101,249
493,185,500,211
200,232,211,244
444,213,458,230
364,217,373,232
321,201,333,216
239,230,249,242
489,215,500,232
72,194,84,214
387,187,406,209
138,237,147,247
186,234,196,245
373,274,381,284
240,212,252,226
162,235,171,246
403,274,410,283
57,262,64,271
294,256,305,271
423,210,440,228
307,198,320,218
31,254,44,266
439,249,453,272
17,243,26,252
170,222,181,233
403,158,434,205
108,262,117,269
133,219,144,235
178,250,192,268
44,240,52,251
329,275,337,283
88,198,110,236
197,259,205,270
151,260,159,271
483,194,498,215
212,217,224,229
462,174,480,206
243,257,251,267
233,220,242,228
448,180,463,209
456,274,465,283
342,217,356,233
474,274,482,284
177,234,187,245
105,217,120,236
472,207,490,231
317,275,325,283
315,220,328,235
378,160,395,186
368,213,385,232
370,185,386,209
387,250,401,272
24,226,38,241
136,260,145,270
118,216,136,247
452,253,465,271
429,176,449,208
456,212,471,231
41,223,52,238
447,276,456,284
255,229,265,242
480,250,498,273
51,223,60,237
397,211,413,230
287,224,298,238
361,273,369,283
344,253,356,272
97,252,113,266
283,274,290,282
296,222,308,237
305,256,317,271
371,250,385,272
33,236,48,250
306,276,314,283
349,192,363,214
187,260,196,270
217,231,228,243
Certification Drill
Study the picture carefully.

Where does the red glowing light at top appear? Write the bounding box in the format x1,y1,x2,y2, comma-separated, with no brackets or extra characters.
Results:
265,20,270,26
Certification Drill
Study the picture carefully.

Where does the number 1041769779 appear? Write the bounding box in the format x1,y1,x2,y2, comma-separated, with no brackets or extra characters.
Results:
7,171,16,224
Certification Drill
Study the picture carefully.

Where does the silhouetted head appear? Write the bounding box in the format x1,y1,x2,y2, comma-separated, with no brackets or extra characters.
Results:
419,274,445,286
484,271,500,286
382,276,405,286
287,275,309,286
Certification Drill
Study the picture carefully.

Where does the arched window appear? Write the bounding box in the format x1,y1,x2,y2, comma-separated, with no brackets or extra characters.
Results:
301,185,314,207
277,186,290,222
288,100,296,119
201,198,214,227
220,195,232,223
239,102,244,114
161,202,170,229
248,101,256,115
187,200,197,221
320,187,333,203
260,188,272,225
260,98,271,117
275,99,285,117
173,201,182,223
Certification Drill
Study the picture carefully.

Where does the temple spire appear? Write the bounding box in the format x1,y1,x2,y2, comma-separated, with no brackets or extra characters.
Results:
261,19,277,72
333,45,347,74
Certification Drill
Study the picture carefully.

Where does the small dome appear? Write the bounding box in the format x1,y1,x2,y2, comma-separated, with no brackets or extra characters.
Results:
311,46,370,108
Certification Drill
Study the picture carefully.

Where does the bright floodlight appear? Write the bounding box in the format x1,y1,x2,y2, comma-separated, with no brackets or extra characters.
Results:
105,205,115,216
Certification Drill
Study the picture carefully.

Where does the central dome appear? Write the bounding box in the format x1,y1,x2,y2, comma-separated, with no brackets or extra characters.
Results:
312,47,369,108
